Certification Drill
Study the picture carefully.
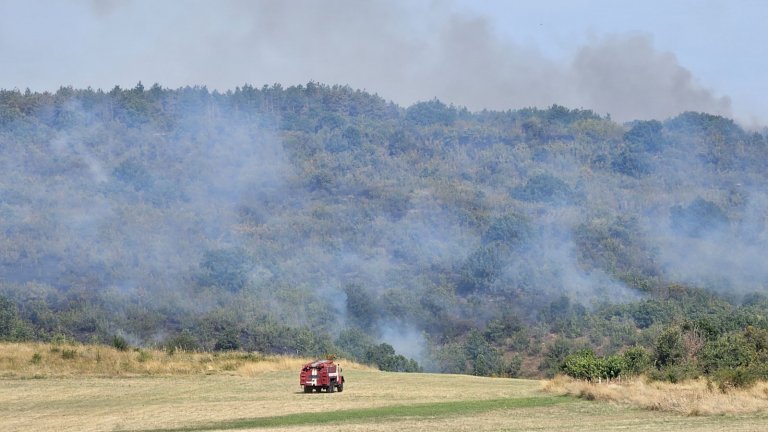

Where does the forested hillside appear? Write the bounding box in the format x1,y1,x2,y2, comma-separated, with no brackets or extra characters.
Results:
1,83,768,380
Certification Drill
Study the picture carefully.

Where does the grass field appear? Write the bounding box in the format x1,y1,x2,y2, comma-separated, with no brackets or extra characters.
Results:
2,343,768,431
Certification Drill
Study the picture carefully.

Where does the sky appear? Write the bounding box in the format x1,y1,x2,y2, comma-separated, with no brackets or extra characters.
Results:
1,0,766,125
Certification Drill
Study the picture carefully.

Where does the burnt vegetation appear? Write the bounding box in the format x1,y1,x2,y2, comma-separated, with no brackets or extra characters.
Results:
1,83,768,382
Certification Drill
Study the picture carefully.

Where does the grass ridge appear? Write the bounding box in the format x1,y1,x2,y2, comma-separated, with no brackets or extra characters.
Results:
0,342,374,378
133,395,573,431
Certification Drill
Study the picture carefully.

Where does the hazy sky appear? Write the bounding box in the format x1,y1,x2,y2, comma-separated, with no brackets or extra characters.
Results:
1,0,766,125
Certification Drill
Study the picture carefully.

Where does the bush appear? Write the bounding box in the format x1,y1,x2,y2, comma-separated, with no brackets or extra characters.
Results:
481,214,531,246
506,354,523,378
624,120,665,153
112,335,129,351
670,198,729,237
699,334,756,374
364,343,420,372
540,338,574,378
603,355,625,380
343,284,378,331
610,149,650,177
405,99,457,126
713,366,759,390
654,327,685,368
648,362,699,383
622,346,651,376
456,245,504,295
213,329,240,351
137,350,152,363
197,248,252,292
561,349,605,381
164,330,200,353
512,173,573,203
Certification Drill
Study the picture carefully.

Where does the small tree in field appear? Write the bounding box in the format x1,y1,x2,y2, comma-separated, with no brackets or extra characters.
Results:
561,349,605,382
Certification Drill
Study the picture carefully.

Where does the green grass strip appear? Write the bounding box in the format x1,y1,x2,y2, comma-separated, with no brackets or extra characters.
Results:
138,395,573,431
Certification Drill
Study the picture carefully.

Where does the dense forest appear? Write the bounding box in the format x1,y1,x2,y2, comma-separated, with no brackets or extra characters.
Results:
1,82,767,383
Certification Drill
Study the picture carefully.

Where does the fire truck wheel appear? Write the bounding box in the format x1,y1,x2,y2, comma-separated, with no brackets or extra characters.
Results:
303,386,311,393
337,382,344,392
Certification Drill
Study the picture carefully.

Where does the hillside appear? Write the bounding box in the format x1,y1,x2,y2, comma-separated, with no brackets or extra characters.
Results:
1,83,768,379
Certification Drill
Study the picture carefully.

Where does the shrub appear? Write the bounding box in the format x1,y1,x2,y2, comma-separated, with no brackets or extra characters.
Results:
622,346,651,376
654,327,685,368
512,173,573,203
648,362,699,383
699,334,756,374
136,350,152,363
364,342,421,372
505,354,523,378
540,338,574,378
624,120,665,153
670,198,729,237
164,330,200,353
481,213,531,246
405,99,457,126
561,349,605,381
713,366,759,390
197,247,252,292
603,355,625,380
610,148,650,177
213,330,240,351
112,335,129,351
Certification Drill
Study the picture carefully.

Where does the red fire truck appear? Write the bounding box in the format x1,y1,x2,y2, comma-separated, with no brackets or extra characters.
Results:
300,359,345,393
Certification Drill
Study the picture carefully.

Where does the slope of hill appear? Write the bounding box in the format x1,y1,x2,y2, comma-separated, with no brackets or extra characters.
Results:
1,83,767,379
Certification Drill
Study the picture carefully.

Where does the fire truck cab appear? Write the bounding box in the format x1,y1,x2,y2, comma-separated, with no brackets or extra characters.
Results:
300,359,345,393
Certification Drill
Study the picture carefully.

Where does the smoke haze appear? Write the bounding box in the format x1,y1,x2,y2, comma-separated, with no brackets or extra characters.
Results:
2,1,767,375
1,0,734,122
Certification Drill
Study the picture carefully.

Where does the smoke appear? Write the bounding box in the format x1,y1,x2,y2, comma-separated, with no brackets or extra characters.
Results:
570,35,731,121
646,189,768,297
1,0,734,123
1,1,763,364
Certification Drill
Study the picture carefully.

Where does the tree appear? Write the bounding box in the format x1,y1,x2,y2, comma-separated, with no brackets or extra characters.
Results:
363,343,420,372
343,284,378,331
624,120,665,153
197,248,252,292
457,245,503,295
622,346,651,376
405,99,457,126
610,148,650,177
164,330,200,352
465,330,502,376
699,334,756,374
482,214,531,246
654,327,685,368
512,174,573,203
214,329,240,351
670,198,729,237
336,327,375,360
561,349,604,381
540,338,574,377
0,296,20,340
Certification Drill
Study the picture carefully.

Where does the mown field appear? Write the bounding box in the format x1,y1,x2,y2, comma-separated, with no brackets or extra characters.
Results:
1,343,767,431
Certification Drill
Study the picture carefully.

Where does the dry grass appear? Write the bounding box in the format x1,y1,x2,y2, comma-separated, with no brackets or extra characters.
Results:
0,368,543,432
543,374,768,416
3,343,768,431
0,342,374,378
1,366,766,432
